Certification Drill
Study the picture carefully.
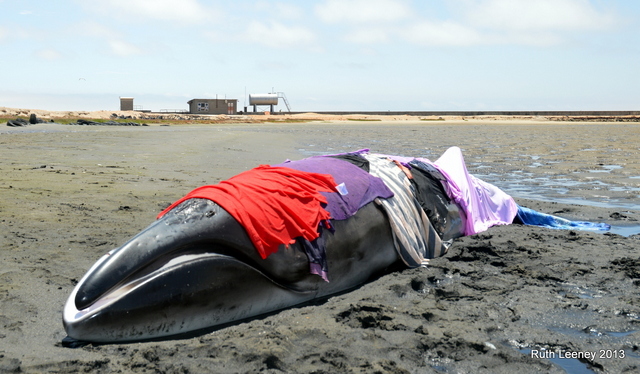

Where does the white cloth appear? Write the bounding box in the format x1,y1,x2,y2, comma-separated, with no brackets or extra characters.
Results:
365,154,448,267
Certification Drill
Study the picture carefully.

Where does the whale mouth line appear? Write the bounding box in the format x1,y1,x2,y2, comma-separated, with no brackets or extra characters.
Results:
113,242,246,292
66,253,236,322
66,249,303,321
75,236,270,311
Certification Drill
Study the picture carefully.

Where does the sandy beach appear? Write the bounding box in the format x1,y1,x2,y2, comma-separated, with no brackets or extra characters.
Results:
2,115,640,373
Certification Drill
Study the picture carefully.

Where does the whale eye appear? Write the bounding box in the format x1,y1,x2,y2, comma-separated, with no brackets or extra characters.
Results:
205,210,215,217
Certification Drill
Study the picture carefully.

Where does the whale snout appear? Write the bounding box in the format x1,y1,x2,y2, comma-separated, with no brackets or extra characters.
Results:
73,199,254,310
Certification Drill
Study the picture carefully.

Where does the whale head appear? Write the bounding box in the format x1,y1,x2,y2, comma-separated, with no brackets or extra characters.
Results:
63,195,399,343
62,198,318,343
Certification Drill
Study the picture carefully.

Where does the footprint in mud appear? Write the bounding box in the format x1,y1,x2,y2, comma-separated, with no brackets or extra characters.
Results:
609,212,638,221
410,277,431,294
388,276,437,297
335,304,404,331
610,257,640,280
0,356,22,373
447,243,501,262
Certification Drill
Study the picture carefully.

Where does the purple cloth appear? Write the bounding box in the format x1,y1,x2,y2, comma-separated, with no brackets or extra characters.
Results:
274,156,393,221
298,230,329,282
430,147,517,235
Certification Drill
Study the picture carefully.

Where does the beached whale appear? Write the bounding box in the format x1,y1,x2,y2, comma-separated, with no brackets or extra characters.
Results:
63,148,526,343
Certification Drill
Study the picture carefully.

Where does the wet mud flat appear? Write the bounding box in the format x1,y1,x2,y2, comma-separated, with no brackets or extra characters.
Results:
1,121,640,373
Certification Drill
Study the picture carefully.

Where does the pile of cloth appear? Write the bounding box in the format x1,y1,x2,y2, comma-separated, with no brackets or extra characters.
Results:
159,147,610,281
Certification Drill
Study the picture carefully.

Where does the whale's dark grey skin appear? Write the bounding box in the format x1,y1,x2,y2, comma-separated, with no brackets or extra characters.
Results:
63,198,400,343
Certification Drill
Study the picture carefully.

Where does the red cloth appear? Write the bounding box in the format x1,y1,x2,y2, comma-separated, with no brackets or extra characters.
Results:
158,165,337,259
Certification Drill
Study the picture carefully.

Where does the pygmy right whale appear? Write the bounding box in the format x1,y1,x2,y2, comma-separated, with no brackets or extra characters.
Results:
63,148,526,343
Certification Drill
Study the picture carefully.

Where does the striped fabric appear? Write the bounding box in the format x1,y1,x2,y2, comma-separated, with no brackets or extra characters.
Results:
364,154,451,267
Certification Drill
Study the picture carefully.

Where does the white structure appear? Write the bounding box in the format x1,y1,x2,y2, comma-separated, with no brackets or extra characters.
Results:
249,93,278,106
248,92,291,113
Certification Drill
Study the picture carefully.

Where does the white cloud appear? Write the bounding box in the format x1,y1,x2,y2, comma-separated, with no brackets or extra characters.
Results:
254,1,304,20
0,25,38,42
463,0,616,31
495,31,563,47
36,48,62,60
316,0,411,24
76,21,120,39
400,21,484,46
345,28,391,44
336,0,618,47
82,0,211,23
69,22,143,56
273,2,304,19
243,21,315,48
109,40,142,56
399,20,565,47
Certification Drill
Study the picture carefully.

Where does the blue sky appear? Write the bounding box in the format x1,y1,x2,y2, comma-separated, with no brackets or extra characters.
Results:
1,0,638,112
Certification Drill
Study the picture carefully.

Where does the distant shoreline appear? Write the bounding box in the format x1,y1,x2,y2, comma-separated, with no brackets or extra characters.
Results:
286,110,640,116
2,106,640,124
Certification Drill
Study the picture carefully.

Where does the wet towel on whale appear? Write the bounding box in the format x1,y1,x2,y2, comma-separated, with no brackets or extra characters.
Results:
364,154,449,267
158,165,338,259
431,147,518,235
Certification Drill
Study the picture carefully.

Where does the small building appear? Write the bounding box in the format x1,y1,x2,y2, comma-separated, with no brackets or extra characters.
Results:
187,98,238,115
120,97,134,111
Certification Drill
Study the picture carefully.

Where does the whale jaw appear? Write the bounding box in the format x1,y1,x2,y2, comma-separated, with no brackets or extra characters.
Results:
63,252,314,343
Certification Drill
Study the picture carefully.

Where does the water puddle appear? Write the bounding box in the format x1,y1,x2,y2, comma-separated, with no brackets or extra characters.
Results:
606,330,637,338
548,326,637,339
588,165,623,173
557,283,604,299
609,224,640,237
470,160,640,212
519,348,597,373
475,174,640,212
432,273,461,287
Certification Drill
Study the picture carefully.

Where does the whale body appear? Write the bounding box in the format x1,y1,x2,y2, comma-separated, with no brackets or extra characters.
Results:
63,198,400,343
63,148,523,343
